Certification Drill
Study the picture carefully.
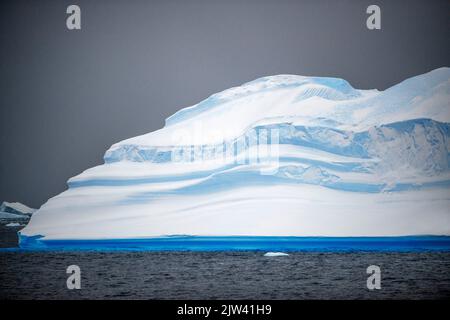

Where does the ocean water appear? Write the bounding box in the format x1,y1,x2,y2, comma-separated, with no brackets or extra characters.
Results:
1,220,450,299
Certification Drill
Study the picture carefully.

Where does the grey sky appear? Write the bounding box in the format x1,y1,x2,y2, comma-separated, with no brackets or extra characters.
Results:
0,0,449,208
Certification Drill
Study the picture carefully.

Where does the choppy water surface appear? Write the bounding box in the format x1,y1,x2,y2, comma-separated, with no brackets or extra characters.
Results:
1,221,449,299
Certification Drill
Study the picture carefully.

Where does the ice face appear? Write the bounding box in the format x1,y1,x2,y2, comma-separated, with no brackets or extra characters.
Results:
20,68,450,243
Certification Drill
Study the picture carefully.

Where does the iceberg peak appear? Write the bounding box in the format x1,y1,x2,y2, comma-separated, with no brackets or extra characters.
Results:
165,74,360,127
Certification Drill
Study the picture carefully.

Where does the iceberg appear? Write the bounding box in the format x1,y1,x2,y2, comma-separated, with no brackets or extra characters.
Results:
6,222,23,227
0,212,28,219
19,68,450,248
0,201,36,219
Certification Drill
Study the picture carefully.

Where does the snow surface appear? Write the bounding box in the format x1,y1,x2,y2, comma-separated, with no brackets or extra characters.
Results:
20,68,450,242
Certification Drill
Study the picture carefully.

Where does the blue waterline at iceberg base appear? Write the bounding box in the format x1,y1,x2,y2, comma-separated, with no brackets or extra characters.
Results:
15,234,450,252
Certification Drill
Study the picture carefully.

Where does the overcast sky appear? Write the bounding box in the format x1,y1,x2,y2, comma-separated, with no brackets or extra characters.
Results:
0,0,449,207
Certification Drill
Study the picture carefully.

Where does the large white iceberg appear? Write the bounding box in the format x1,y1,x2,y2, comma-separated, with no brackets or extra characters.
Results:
20,68,450,244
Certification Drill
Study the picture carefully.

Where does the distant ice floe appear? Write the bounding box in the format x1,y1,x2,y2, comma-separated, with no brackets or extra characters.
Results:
19,68,450,244
0,212,26,219
264,252,289,257
0,201,35,216
6,222,23,227
0,201,35,220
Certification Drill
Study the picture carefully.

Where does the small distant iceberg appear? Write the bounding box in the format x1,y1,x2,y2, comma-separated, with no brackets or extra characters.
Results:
0,201,36,218
264,252,289,257
6,222,23,227
0,211,27,219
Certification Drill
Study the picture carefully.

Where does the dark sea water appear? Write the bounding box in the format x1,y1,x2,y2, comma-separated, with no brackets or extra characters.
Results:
1,220,450,300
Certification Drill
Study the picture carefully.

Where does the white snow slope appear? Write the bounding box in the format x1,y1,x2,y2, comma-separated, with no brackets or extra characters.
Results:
21,68,450,240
